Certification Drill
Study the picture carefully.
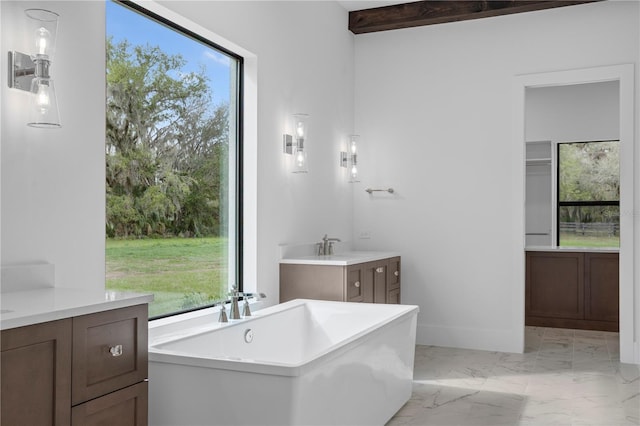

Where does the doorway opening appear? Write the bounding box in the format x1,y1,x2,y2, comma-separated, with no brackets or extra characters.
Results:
513,65,636,364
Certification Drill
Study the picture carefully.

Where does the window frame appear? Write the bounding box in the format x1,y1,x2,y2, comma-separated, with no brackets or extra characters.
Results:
112,1,244,319
555,140,620,247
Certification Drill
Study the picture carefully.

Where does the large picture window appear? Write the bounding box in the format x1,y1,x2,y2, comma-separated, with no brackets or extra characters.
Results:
557,141,619,247
105,1,242,318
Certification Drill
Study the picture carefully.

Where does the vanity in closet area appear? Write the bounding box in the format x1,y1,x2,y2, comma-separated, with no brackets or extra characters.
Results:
525,247,618,331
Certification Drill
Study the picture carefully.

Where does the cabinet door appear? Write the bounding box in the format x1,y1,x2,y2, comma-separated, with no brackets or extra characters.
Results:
1,319,72,426
387,288,401,305
526,252,584,319
371,260,388,304
346,265,365,302
72,305,148,406
71,381,147,426
387,257,401,304
585,253,619,323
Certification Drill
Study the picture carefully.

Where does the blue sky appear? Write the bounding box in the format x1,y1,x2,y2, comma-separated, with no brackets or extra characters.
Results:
106,1,233,106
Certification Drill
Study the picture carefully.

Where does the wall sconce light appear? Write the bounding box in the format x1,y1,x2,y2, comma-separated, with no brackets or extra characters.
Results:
283,113,309,173
8,9,61,128
340,134,360,183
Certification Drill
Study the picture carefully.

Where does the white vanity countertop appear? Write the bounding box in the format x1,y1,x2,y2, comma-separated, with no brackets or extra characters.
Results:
280,251,401,266
525,246,619,253
1,287,153,330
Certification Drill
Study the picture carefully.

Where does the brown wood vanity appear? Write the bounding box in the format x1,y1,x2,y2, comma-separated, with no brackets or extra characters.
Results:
1,304,149,425
525,249,619,331
280,254,401,304
1,286,152,426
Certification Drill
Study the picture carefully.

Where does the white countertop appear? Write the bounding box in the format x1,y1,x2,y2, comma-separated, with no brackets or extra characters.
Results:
280,251,400,266
1,287,154,330
526,246,619,253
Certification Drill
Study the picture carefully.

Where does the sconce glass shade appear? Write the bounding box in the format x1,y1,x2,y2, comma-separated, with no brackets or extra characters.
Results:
292,113,309,173
293,149,308,173
28,77,61,128
348,135,360,182
25,9,59,60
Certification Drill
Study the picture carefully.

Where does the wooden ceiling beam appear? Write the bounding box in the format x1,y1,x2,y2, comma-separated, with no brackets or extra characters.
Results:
349,1,602,34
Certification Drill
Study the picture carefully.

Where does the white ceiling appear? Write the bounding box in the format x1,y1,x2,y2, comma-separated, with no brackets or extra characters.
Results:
337,1,416,12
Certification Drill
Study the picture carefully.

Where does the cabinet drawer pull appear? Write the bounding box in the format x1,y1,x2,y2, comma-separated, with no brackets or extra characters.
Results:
394,271,399,277
376,267,384,273
354,281,361,288
109,344,123,357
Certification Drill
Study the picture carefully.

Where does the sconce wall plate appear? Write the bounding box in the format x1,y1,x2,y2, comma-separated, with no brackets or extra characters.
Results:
8,51,37,91
283,134,293,155
340,151,348,167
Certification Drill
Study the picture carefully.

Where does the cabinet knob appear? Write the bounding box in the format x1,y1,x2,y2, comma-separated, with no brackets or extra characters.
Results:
354,281,361,288
109,344,123,357
376,267,384,273
394,271,399,277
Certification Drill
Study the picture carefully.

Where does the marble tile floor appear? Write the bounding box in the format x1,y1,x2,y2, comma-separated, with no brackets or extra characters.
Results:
387,327,639,426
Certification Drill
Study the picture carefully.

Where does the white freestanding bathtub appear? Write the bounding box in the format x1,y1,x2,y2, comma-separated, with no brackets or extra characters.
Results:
148,299,418,426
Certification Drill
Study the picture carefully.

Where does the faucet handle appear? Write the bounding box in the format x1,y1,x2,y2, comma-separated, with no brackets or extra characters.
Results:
218,303,228,323
242,298,252,317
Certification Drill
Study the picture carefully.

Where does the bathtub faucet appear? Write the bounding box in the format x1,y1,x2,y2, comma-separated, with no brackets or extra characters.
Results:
320,234,341,255
218,290,265,322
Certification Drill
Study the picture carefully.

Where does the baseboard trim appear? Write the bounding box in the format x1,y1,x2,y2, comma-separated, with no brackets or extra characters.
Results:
416,322,523,354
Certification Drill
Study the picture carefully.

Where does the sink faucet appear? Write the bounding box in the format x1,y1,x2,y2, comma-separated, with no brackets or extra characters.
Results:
321,234,341,255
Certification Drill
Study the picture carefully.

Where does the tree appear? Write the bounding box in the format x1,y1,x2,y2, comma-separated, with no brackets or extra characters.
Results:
106,38,230,238
558,141,619,223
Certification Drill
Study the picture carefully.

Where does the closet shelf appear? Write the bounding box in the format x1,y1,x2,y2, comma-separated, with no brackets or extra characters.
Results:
526,158,552,165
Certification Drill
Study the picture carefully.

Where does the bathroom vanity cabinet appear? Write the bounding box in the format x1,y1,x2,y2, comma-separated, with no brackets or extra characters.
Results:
525,250,619,331
280,256,401,304
1,304,149,425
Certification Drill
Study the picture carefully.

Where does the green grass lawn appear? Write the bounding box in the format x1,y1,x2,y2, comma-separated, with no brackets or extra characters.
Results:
559,233,620,248
106,237,228,318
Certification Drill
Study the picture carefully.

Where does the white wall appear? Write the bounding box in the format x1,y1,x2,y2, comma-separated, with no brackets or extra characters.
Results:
526,81,620,142
1,1,106,289
353,1,639,352
1,1,356,302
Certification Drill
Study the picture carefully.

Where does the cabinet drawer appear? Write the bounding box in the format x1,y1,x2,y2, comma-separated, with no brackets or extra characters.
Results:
72,305,148,405
72,381,148,426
